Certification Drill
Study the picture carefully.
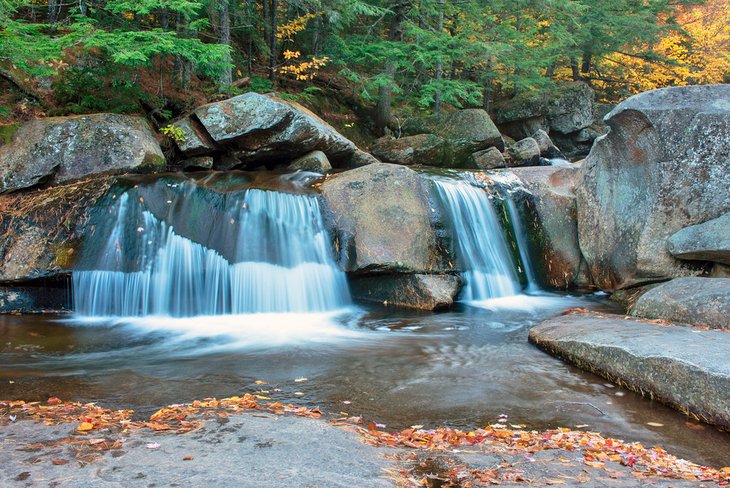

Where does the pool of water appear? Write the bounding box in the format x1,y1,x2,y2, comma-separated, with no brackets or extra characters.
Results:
1,293,729,467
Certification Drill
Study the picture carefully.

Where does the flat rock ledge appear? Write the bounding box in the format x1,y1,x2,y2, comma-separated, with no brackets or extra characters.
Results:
529,312,730,429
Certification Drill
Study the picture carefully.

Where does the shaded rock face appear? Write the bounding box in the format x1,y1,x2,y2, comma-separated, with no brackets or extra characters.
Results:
0,284,69,313
576,85,730,291
0,176,115,282
507,138,541,167
371,134,445,167
321,163,441,273
173,93,357,168
531,129,564,159
287,150,332,174
503,166,590,289
631,277,730,329
349,274,462,310
667,212,730,266
529,312,730,429
0,114,164,193
400,109,503,166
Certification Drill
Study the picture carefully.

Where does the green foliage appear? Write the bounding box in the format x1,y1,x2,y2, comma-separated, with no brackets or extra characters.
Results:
161,124,186,142
249,75,274,93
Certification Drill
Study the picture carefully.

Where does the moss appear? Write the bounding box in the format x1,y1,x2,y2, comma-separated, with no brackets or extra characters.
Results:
0,123,18,145
52,239,82,269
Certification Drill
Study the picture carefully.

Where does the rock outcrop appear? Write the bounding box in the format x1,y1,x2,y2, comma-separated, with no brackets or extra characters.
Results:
370,134,445,167
667,212,730,266
172,92,357,168
501,166,590,289
530,311,730,428
0,114,164,193
321,163,441,274
631,277,730,329
575,85,730,290
349,274,462,310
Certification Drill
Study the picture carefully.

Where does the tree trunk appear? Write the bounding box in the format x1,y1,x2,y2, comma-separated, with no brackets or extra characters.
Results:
375,1,410,136
581,50,592,74
433,0,445,114
219,0,232,87
269,0,278,83
175,13,192,89
47,0,60,24
570,58,581,81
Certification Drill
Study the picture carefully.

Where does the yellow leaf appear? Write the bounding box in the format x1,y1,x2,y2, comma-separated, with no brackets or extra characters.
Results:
77,422,94,431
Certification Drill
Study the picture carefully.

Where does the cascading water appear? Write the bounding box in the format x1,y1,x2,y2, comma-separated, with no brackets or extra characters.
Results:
73,179,350,317
432,179,522,301
505,198,539,291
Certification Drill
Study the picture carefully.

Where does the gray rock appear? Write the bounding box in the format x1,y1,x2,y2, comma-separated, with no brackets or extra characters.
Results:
347,150,380,168
0,176,115,282
180,156,214,170
286,150,332,173
529,312,730,428
531,129,564,159
631,277,730,329
321,163,438,273
502,166,590,289
171,117,217,157
507,137,541,166
401,109,503,166
469,146,506,170
0,114,165,193
576,85,730,290
350,273,462,310
370,134,446,166
667,212,730,265
187,92,357,166
494,82,595,136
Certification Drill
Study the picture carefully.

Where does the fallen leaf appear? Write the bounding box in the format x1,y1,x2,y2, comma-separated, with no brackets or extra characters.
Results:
145,443,161,450
51,459,68,465
77,422,94,431
646,422,664,427
183,456,193,461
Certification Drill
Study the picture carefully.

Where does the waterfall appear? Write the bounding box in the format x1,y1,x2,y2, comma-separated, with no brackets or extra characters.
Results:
433,179,522,301
73,182,350,317
505,198,539,291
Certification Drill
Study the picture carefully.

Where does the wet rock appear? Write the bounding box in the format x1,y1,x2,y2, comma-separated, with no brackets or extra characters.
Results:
576,85,730,290
286,150,332,174
503,166,589,289
0,176,115,282
531,129,564,159
631,277,730,329
507,138,541,166
347,150,380,168
350,273,462,310
529,312,730,428
321,163,438,273
172,117,217,157
401,109,503,166
667,212,730,265
177,93,357,167
0,284,69,313
370,134,446,166
469,147,506,170
0,114,164,193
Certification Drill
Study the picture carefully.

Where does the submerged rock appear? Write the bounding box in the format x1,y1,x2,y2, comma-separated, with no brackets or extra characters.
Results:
321,163,439,274
667,212,730,266
530,312,730,428
174,93,357,168
0,114,164,193
350,273,462,310
576,85,730,290
631,277,730,329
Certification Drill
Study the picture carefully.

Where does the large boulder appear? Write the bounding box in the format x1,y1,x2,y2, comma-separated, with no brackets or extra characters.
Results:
469,146,506,170
530,311,730,428
631,277,730,329
400,109,503,166
493,82,595,139
507,137,541,167
500,166,590,289
173,93,357,168
321,163,441,273
370,134,446,167
349,274,462,310
0,176,115,282
576,85,730,290
667,212,730,265
0,114,164,193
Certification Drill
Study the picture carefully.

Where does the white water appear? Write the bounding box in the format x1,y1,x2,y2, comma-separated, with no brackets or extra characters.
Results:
505,198,539,291
433,179,522,301
73,185,350,317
